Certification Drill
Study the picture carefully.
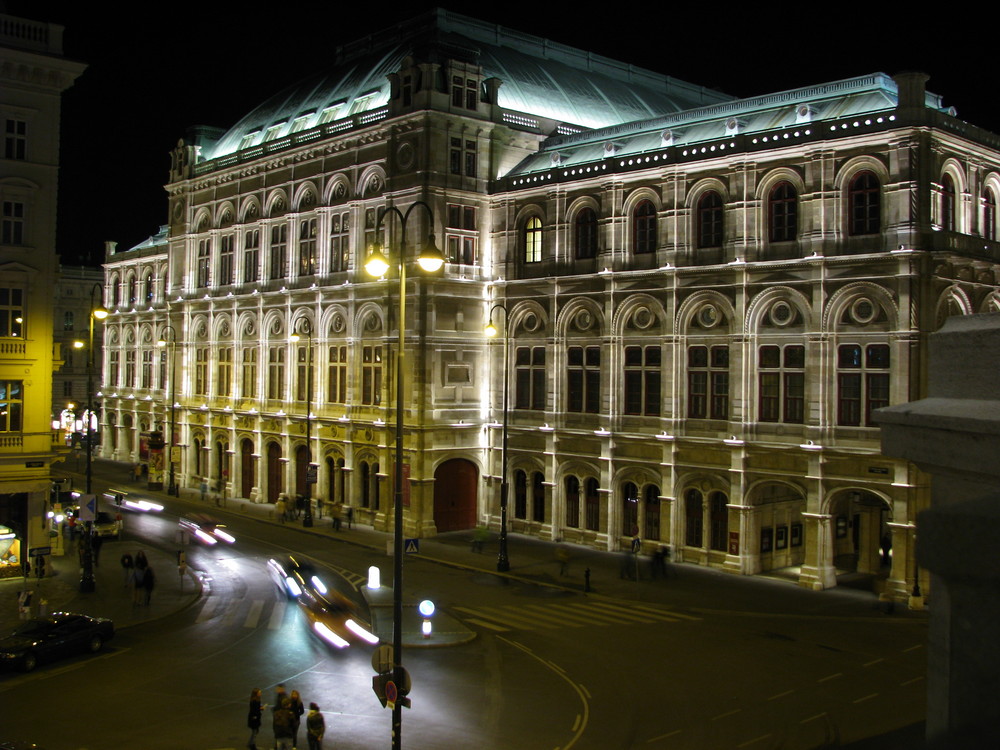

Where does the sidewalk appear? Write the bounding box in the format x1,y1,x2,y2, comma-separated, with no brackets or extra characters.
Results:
6,458,923,646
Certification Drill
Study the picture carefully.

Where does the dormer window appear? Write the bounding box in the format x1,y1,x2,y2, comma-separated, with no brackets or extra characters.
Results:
238,130,261,150
290,112,316,133
263,122,287,141
319,101,347,124
452,76,478,110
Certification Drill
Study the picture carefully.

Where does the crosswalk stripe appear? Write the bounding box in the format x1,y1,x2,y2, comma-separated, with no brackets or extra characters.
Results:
195,596,221,623
627,602,701,621
268,600,287,630
464,617,510,632
522,604,614,627
545,603,641,626
560,602,657,624
587,600,684,623
454,605,554,630
517,605,588,627
244,599,265,628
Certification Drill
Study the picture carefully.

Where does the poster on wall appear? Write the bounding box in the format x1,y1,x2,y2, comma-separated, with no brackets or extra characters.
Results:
760,527,773,553
791,522,803,547
728,530,740,555
776,525,788,549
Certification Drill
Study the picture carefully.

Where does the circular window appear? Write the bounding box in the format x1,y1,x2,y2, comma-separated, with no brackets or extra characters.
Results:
632,306,653,329
331,314,345,333
850,297,877,325
521,313,540,333
698,304,721,329
574,310,593,332
769,301,795,327
333,182,348,201
397,142,415,171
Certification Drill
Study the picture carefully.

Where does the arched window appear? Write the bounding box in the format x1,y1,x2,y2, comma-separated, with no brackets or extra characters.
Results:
514,470,527,519
128,276,137,305
697,191,723,248
941,173,956,232
848,171,880,235
684,489,703,547
644,485,660,541
360,461,371,507
524,217,542,263
984,188,997,241
575,208,598,259
768,182,798,242
144,272,154,304
110,275,120,307
709,491,728,551
532,471,545,523
585,478,600,531
622,482,639,537
633,200,657,254
565,476,580,528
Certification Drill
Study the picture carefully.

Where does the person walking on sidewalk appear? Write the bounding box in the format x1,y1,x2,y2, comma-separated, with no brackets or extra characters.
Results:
247,687,263,750
120,552,134,587
142,565,156,605
275,496,287,524
272,698,295,750
288,689,305,748
306,702,325,750
131,566,146,605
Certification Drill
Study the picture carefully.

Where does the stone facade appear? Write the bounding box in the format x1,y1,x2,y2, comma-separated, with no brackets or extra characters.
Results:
99,11,1000,600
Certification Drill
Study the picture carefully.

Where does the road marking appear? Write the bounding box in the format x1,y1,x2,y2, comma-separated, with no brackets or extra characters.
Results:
464,617,510,632
853,693,878,704
902,644,922,652
737,734,772,748
863,658,885,667
195,596,221,623
519,605,589,628
711,709,741,721
454,605,557,630
800,712,826,724
578,601,660,624
572,714,581,731
901,676,924,686
244,599,265,628
268,600,286,630
818,673,842,683
221,600,243,625
499,636,588,749
628,603,701,621
646,729,681,743
551,603,641,626
767,690,794,701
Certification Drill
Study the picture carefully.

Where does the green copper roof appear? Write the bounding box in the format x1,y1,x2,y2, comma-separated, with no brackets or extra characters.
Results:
207,9,733,160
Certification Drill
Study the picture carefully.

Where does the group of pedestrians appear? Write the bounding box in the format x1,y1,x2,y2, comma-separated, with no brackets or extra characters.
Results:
247,683,326,750
120,550,156,605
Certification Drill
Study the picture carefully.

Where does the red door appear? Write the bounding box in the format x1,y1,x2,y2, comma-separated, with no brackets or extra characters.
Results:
434,459,478,532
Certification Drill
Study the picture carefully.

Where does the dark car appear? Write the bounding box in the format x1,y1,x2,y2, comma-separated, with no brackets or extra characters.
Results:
267,555,325,599
0,612,115,672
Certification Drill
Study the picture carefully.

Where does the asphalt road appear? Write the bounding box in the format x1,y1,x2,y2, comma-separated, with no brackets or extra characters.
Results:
0,463,928,749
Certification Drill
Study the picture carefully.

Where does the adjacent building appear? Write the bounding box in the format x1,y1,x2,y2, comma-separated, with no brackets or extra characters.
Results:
0,13,85,577
99,10,1000,600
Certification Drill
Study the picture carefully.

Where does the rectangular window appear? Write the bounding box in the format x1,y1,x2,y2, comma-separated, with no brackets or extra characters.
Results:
241,348,258,399
109,351,120,387
623,345,661,416
758,345,805,423
2,201,24,245
567,346,600,414
298,218,317,276
125,350,136,387
688,345,729,419
267,347,285,400
362,345,382,405
159,349,167,390
218,347,232,397
5,119,26,160
515,346,546,410
837,344,890,426
465,139,477,177
0,381,23,431
243,230,260,283
0,287,24,337
296,345,310,401
446,204,477,265
328,345,347,403
141,350,153,389
269,224,287,280
364,208,381,255
219,235,234,285
63,380,73,398
194,348,208,396
329,213,349,273
449,138,477,177
196,239,211,288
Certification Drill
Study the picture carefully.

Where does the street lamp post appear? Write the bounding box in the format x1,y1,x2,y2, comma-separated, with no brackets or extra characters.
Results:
364,201,443,750
81,283,108,593
485,304,511,572
291,322,314,528
157,326,178,496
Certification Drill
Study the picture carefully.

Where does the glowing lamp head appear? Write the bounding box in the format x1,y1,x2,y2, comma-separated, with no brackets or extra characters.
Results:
365,247,390,277
72,340,84,349
417,235,445,272
92,306,109,321
484,321,499,337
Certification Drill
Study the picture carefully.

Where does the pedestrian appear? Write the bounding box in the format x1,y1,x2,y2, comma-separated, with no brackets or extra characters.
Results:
133,463,142,481
295,494,305,520
142,565,155,605
272,698,295,750
331,501,341,531
134,549,148,570
91,533,103,566
316,497,325,519
345,505,354,530
131,566,146,605
288,689,305,748
120,552,134,587
247,687,263,750
273,684,288,712
306,702,325,750
275,496,287,524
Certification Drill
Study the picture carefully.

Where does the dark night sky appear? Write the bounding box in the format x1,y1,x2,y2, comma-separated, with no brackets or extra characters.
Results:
8,2,983,265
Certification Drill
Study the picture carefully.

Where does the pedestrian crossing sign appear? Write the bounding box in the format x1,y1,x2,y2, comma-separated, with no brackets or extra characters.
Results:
404,538,419,554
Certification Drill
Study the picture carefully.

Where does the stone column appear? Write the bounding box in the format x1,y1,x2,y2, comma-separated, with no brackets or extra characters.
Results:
878,313,1000,746
797,512,836,590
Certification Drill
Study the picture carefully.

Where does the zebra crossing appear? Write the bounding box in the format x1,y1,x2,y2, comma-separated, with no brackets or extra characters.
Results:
194,595,293,630
454,599,700,633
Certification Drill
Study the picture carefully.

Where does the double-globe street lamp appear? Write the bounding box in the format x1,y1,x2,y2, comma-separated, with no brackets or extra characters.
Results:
80,283,108,593
484,304,511,572
156,326,179,496
290,321,315,528
364,201,443,750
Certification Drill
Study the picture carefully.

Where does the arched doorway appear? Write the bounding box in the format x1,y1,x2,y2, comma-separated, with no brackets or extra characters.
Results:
241,439,255,499
266,442,282,503
433,459,478,532
828,490,892,576
750,482,805,574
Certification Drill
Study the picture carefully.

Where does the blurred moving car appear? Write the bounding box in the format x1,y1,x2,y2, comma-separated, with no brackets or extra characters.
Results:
298,586,379,649
179,514,235,545
0,612,115,672
267,555,328,599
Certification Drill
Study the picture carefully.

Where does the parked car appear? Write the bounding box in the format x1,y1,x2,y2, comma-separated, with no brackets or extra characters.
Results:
0,612,115,672
92,511,122,539
179,514,235,545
